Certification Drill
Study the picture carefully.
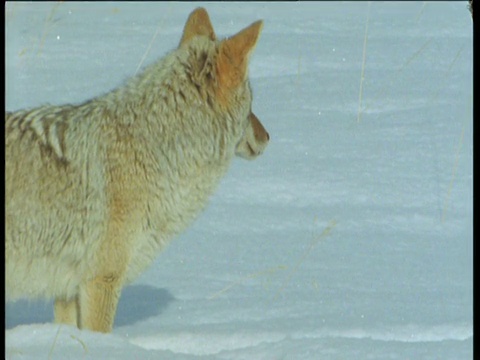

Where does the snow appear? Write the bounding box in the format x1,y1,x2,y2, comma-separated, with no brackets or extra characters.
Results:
5,2,473,359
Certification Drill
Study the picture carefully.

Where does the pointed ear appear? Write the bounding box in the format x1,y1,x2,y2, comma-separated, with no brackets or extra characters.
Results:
179,7,216,47
216,20,263,92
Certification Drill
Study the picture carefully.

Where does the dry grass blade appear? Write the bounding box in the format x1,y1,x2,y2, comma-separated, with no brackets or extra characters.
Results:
357,2,371,123
208,266,287,300
271,219,337,302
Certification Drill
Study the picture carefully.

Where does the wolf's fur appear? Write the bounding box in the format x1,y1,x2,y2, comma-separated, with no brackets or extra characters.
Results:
5,8,268,333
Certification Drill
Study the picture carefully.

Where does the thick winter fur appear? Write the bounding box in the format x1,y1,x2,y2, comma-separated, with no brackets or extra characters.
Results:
5,8,269,333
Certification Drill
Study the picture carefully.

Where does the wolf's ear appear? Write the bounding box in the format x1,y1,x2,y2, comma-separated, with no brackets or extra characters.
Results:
179,7,216,47
216,20,263,93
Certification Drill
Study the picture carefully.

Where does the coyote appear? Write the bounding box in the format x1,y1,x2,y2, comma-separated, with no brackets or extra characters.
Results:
5,7,268,333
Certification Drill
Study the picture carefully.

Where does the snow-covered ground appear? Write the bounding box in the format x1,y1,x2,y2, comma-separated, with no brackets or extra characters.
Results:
5,2,473,359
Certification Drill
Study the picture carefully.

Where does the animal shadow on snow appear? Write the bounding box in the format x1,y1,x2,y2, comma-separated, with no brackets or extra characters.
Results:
5,285,175,329
115,285,175,327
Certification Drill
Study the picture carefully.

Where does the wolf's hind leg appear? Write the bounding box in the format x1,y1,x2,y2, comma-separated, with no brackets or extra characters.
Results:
78,274,123,333
54,297,79,327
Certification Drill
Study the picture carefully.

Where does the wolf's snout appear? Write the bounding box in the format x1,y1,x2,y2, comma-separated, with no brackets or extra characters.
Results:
236,116,269,160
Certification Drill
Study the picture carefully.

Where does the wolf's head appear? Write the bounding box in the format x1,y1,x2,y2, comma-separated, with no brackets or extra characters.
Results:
178,7,269,160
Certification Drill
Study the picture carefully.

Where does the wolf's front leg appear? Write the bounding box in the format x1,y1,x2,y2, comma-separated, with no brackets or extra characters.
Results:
78,273,123,333
54,297,79,327
76,234,128,333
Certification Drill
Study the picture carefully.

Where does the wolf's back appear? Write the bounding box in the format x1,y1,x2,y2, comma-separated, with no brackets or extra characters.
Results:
5,105,107,300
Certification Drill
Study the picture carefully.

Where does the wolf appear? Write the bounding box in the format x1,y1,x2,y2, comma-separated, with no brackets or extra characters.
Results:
5,7,268,333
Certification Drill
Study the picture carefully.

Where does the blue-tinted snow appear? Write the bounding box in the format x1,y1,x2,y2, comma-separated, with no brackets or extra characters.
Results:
5,2,473,359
